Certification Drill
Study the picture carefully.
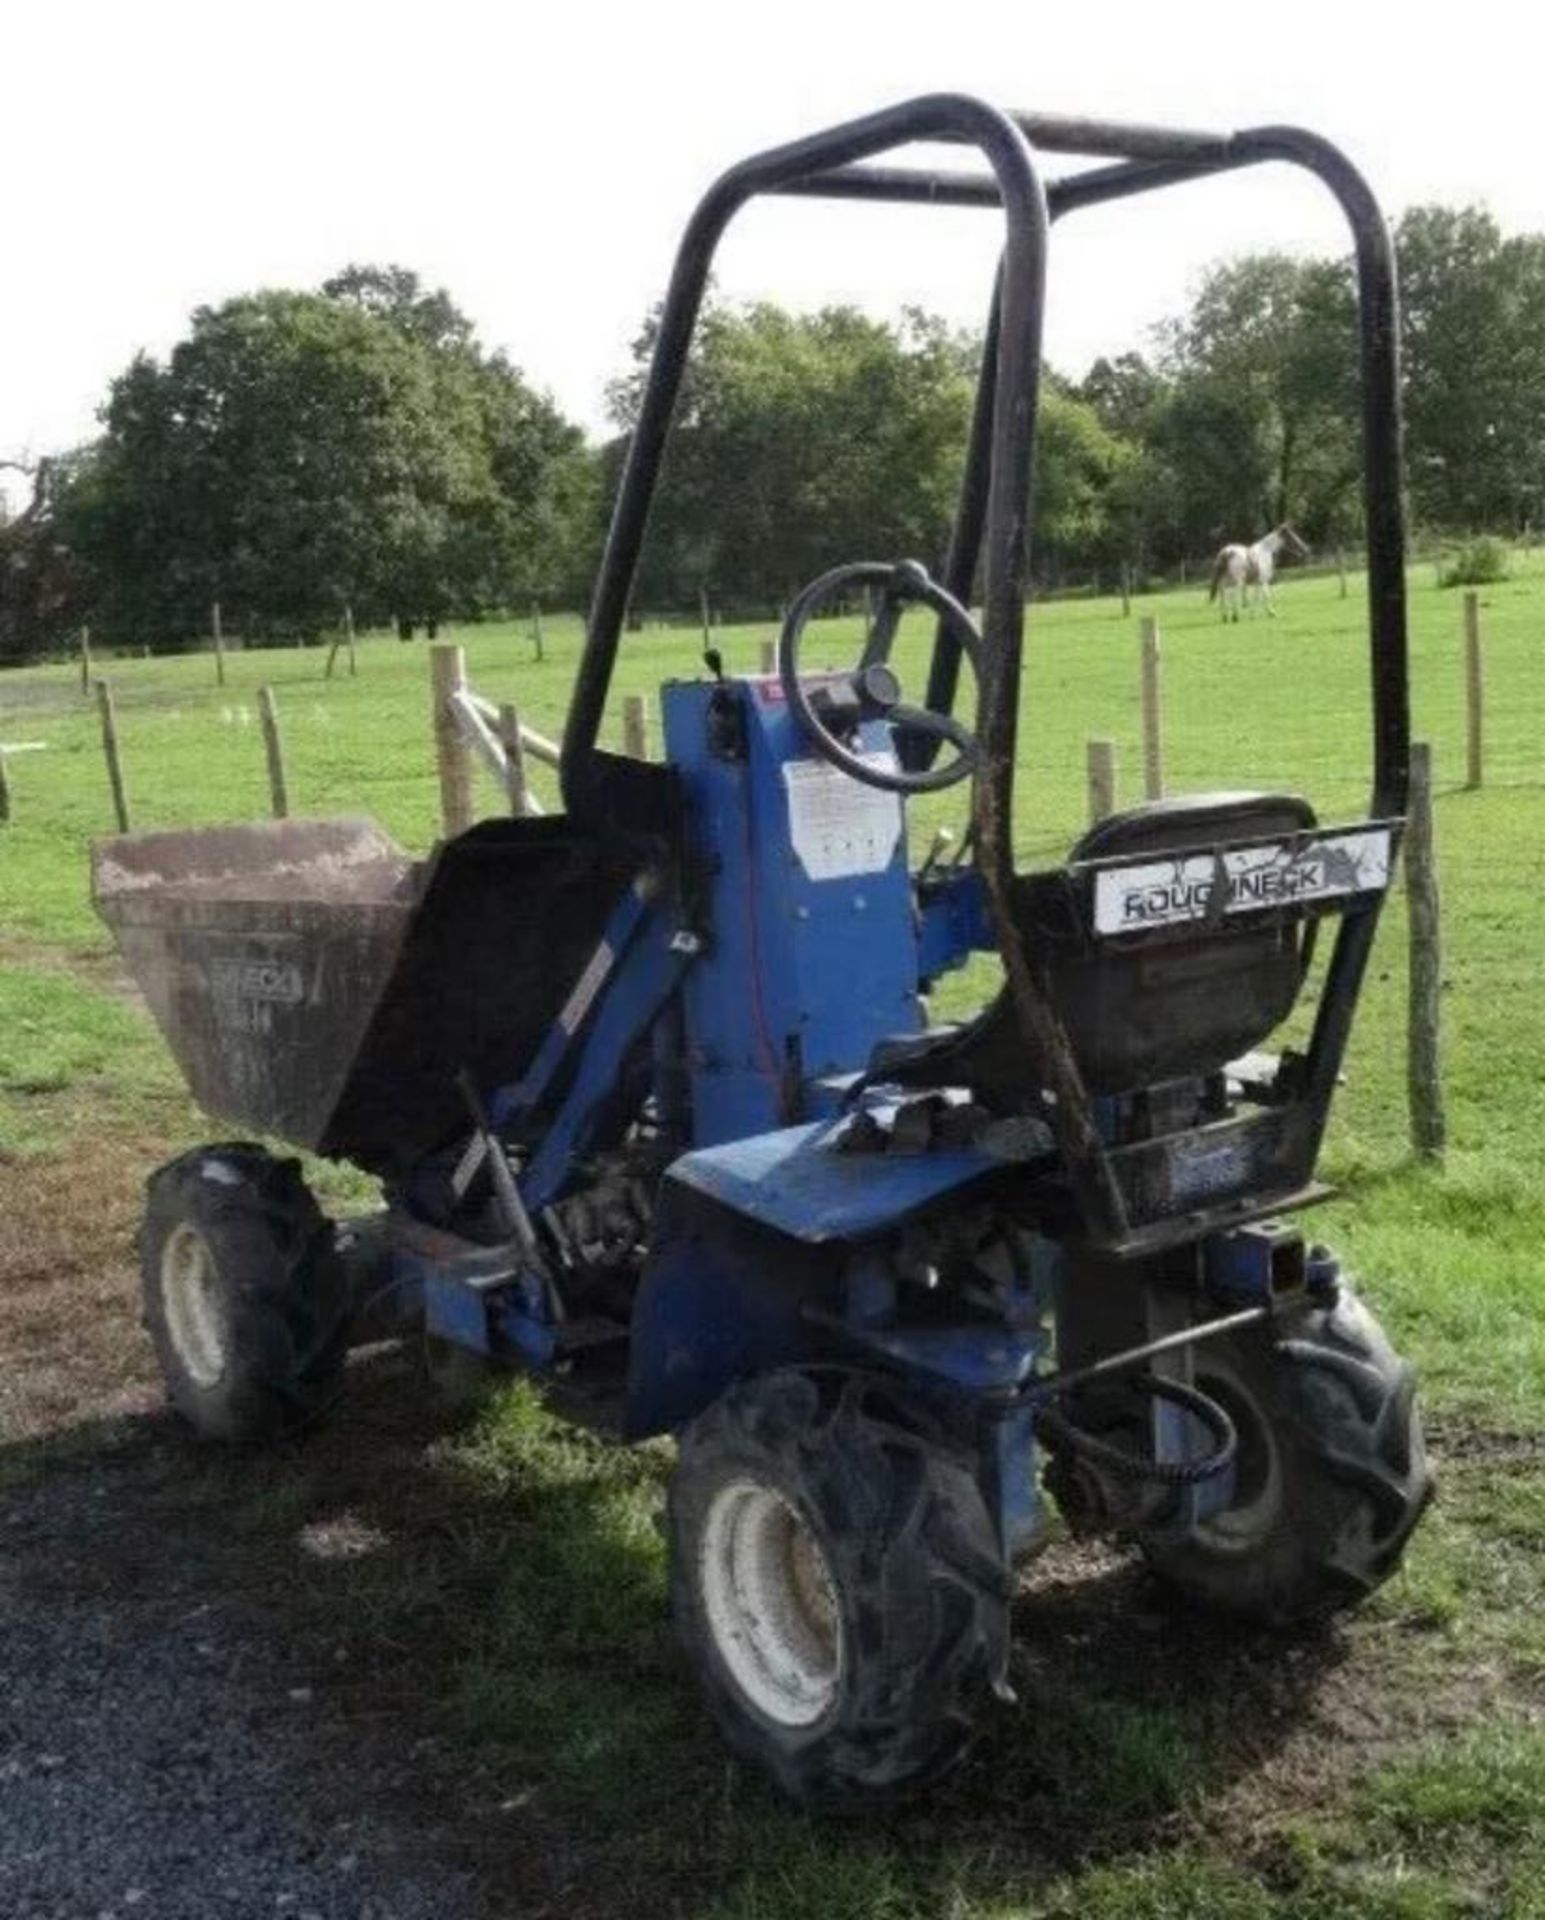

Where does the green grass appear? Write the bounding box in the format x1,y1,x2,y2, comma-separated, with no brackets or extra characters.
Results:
2,561,1544,1915
0,959,189,1152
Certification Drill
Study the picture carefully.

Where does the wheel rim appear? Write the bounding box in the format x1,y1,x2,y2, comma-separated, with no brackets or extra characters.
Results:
160,1222,228,1389
1193,1370,1282,1551
699,1477,842,1728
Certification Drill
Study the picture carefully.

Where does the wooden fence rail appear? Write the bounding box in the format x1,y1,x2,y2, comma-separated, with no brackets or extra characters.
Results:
498,702,531,816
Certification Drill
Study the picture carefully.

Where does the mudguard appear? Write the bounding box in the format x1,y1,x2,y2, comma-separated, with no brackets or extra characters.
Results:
625,1115,1043,1436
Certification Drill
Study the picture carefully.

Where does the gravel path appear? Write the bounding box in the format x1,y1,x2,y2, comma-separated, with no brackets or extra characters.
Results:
1,1141,512,1919
0,1459,488,1920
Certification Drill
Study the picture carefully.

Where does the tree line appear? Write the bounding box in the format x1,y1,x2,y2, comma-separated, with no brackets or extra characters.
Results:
2,204,1542,663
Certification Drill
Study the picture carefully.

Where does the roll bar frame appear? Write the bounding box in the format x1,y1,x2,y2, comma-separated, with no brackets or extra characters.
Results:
560,99,1410,1245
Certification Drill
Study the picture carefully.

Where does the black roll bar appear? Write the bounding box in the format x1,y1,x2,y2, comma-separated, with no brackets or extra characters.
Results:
562,101,1410,1243
566,105,1408,823
561,93,1051,830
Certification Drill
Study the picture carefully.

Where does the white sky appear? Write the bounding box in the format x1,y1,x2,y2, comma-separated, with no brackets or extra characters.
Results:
4,0,1544,503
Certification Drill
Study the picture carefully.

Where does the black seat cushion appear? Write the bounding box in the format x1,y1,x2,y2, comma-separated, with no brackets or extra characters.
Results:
1072,790,1316,864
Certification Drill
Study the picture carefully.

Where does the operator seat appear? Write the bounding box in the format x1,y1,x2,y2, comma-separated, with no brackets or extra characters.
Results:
875,791,1318,1102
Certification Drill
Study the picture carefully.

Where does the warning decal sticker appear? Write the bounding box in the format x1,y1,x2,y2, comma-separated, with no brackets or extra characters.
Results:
784,754,903,882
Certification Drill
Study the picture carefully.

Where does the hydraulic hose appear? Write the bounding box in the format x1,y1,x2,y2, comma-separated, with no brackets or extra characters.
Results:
1033,1372,1237,1487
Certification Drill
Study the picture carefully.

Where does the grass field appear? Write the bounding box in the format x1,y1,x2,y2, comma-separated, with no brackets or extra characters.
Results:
2,561,1543,1916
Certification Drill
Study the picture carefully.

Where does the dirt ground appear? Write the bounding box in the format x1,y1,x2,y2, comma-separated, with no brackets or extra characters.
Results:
4,1127,1531,1920
0,1137,520,1920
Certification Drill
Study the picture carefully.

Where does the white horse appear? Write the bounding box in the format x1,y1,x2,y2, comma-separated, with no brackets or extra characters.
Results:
1208,524,1309,620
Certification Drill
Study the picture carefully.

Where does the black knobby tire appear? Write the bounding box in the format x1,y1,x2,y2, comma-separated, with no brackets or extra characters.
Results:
667,1368,1010,1806
140,1144,349,1442
1137,1283,1433,1624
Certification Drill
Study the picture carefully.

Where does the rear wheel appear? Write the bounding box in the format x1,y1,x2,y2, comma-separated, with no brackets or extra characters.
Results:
668,1368,1010,1806
1138,1283,1432,1623
140,1145,348,1442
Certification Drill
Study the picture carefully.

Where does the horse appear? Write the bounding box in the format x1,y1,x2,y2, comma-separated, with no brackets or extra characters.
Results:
1207,524,1310,620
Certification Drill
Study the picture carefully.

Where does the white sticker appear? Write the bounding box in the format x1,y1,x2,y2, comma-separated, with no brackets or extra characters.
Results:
784,754,903,882
1093,827,1392,935
557,940,614,1033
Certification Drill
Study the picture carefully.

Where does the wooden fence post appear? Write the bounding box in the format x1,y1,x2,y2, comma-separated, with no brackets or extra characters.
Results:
95,679,131,832
1337,548,1348,598
431,644,474,837
531,602,544,662
79,625,92,697
1406,741,1446,1160
1120,564,1132,618
0,745,10,824
212,600,226,686
258,685,289,818
1087,738,1117,824
1140,617,1164,800
759,637,777,675
325,605,358,681
1464,590,1483,789
699,585,712,652
498,702,529,816
622,693,650,760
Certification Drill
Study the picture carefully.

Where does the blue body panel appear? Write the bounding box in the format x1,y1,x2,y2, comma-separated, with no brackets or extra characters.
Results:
625,1207,834,1437
384,668,1279,1560
915,867,994,985
663,1114,1025,1243
422,1269,492,1353
517,890,693,1214
661,678,924,1145
488,879,654,1130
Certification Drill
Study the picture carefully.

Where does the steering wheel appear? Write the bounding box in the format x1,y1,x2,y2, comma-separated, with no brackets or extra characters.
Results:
777,558,983,794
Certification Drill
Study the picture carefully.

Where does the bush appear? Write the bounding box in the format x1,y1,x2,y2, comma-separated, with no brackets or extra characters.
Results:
1438,536,1511,588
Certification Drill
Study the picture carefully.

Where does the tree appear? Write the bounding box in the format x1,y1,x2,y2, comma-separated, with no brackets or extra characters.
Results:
69,270,586,648
1029,383,1138,586
324,264,591,617
323,263,475,354
1156,253,1360,551
1396,206,1545,533
1081,352,1166,443
0,455,89,664
605,301,976,612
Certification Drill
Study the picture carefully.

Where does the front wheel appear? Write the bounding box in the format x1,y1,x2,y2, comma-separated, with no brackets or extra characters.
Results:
1138,1283,1433,1623
668,1369,1010,1806
140,1144,349,1442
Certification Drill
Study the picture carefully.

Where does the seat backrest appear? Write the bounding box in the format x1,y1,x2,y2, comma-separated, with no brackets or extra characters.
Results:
1036,791,1318,1093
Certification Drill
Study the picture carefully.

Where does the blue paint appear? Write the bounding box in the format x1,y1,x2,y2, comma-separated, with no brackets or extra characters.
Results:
1203,1222,1301,1304
1149,1394,1238,1530
822,1320,1046,1393
423,1270,492,1354
488,879,653,1130
491,1286,560,1368
663,1112,1033,1243
915,867,994,985
626,1193,836,1436
987,1401,1045,1559
661,679,926,1145
517,891,696,1214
